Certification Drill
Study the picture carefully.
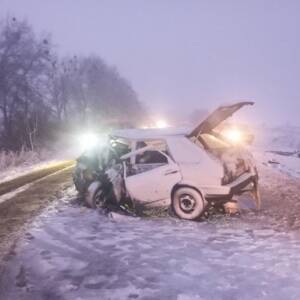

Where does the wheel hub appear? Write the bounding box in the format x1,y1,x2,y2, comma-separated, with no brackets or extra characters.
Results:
94,190,105,208
179,194,196,213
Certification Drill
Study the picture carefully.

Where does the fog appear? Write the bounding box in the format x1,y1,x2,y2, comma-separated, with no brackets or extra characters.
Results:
1,0,300,126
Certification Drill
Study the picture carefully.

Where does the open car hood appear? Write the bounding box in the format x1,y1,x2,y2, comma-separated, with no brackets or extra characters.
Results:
188,101,254,138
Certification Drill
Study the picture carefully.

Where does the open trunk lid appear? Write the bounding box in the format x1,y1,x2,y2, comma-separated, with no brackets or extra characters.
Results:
188,101,254,138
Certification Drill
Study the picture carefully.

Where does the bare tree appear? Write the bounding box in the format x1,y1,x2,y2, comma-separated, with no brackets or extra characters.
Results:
62,55,146,129
0,17,53,150
0,17,147,151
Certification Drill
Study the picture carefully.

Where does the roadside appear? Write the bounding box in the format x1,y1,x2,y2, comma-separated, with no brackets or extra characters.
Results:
0,160,74,197
0,149,57,183
0,150,299,299
0,166,75,270
258,164,300,230
0,161,300,299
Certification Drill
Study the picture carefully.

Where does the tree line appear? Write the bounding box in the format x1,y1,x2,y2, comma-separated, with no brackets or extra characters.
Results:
0,17,146,151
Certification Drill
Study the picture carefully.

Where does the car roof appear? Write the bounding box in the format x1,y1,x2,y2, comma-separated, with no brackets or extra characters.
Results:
110,127,191,140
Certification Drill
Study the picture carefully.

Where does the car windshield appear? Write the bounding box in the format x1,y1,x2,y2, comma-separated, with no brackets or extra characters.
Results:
199,133,230,150
136,139,168,152
110,137,131,157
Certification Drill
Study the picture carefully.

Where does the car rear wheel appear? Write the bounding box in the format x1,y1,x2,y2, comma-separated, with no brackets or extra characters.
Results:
172,187,205,220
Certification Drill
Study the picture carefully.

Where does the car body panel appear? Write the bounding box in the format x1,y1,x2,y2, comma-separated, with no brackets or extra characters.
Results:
176,179,231,197
166,136,223,185
124,149,182,207
117,123,258,208
121,136,244,207
111,127,190,141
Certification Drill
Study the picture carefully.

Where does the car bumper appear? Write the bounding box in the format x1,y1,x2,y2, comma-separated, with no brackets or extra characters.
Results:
205,172,258,201
227,172,258,196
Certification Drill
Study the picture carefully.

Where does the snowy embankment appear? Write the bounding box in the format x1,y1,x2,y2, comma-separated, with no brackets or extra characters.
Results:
254,126,300,178
257,152,300,178
255,126,300,152
0,149,51,182
0,145,76,184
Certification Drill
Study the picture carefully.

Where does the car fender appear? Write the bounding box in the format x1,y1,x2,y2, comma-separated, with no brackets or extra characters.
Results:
171,180,231,200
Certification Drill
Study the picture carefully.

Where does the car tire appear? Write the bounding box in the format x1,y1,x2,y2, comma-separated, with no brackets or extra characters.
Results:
85,181,104,209
172,187,205,220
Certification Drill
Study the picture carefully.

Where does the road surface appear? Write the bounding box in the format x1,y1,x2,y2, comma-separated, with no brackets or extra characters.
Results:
0,164,300,299
0,163,74,267
0,160,74,196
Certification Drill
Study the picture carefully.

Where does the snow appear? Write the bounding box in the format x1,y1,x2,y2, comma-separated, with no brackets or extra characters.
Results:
0,164,74,204
255,125,300,152
2,192,300,300
0,159,61,183
0,149,53,181
0,182,35,204
256,151,300,178
0,144,77,184
111,127,191,140
0,125,300,299
252,125,300,179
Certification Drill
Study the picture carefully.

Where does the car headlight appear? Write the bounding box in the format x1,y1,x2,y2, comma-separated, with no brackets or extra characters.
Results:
78,132,99,151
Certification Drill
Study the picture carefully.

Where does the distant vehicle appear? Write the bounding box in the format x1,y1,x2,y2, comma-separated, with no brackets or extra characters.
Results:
73,102,260,220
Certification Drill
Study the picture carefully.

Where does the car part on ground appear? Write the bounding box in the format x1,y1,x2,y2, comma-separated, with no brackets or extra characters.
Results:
223,200,240,214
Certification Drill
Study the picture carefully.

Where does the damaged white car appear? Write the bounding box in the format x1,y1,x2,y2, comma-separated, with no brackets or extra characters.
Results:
73,102,260,220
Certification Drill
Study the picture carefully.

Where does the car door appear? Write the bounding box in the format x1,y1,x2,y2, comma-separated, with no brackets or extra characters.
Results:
123,148,182,207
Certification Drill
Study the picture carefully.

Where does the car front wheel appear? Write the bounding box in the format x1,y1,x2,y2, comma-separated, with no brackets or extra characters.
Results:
85,181,105,209
172,187,205,220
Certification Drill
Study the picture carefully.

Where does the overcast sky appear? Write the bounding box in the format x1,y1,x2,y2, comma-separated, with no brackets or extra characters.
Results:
1,0,300,126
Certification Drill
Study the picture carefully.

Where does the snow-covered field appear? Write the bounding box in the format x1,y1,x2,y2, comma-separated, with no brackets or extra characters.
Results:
253,125,300,178
255,125,300,152
256,151,300,178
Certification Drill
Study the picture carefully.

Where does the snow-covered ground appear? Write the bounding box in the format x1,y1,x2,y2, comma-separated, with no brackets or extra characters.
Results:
256,151,300,178
255,125,300,152
0,147,76,184
0,159,64,183
253,125,300,178
0,125,299,300
2,192,300,300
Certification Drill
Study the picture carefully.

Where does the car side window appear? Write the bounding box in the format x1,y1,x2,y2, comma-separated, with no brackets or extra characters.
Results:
127,150,169,177
135,139,171,160
136,150,168,164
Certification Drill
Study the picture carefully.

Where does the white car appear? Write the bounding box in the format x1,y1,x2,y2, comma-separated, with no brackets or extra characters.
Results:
80,102,260,220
